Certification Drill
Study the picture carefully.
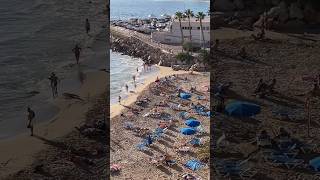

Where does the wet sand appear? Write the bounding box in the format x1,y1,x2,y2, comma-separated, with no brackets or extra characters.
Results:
0,71,107,178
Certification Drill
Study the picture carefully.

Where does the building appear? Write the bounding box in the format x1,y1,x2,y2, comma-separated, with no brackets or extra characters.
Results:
151,16,210,46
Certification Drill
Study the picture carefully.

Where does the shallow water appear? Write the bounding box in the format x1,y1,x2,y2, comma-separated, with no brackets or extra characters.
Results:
110,51,159,104
0,0,107,138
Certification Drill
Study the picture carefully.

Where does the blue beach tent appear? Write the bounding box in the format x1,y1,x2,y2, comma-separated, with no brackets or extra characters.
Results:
225,101,261,117
310,157,320,171
180,128,196,135
185,119,201,127
180,92,191,99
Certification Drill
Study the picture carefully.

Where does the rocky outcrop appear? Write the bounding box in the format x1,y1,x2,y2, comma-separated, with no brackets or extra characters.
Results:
111,34,175,67
212,0,320,32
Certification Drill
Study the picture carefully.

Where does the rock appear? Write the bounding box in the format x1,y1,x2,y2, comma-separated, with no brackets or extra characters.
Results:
289,2,304,20
267,6,282,18
271,0,280,6
279,2,289,22
213,0,235,12
212,14,226,27
253,15,265,28
304,2,317,24
234,0,245,10
228,19,240,26
317,13,320,24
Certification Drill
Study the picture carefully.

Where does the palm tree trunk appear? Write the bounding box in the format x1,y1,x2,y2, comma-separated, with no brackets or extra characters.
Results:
179,19,184,52
200,19,205,49
188,17,192,54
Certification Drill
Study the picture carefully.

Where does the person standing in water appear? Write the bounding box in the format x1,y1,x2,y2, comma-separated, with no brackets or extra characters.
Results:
48,72,59,97
27,107,35,136
118,96,121,104
125,84,129,92
85,18,90,35
133,75,136,84
72,44,82,64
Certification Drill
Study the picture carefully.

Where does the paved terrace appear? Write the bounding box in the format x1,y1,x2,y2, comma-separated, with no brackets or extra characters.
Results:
111,25,183,55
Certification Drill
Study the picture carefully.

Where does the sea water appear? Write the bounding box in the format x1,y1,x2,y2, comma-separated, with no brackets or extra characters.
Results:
110,0,209,103
0,0,107,138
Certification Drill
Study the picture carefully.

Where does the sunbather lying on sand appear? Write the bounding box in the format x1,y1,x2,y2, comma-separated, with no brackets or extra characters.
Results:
238,47,247,58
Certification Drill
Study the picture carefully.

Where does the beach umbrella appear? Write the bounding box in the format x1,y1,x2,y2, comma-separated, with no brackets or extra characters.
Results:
310,157,320,171
225,101,261,117
185,119,201,127
180,128,196,135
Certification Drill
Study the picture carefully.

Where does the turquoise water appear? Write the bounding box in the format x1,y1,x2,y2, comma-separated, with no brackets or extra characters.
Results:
110,0,209,103
111,0,209,20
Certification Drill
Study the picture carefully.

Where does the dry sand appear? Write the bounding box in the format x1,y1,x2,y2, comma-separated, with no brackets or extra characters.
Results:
212,28,320,179
110,68,210,179
110,65,196,118
0,71,107,178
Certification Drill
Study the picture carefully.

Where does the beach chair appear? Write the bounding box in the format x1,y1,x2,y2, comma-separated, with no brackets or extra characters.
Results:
195,125,205,134
190,138,202,146
136,143,148,151
213,158,257,179
123,122,134,130
264,153,304,169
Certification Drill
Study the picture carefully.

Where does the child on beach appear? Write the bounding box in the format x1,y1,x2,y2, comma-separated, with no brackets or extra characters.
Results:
27,107,35,136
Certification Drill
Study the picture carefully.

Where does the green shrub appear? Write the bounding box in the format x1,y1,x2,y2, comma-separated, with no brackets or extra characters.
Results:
176,52,193,64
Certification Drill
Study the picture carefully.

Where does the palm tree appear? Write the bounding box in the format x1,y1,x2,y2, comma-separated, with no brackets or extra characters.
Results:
175,11,184,51
185,9,194,49
195,12,206,49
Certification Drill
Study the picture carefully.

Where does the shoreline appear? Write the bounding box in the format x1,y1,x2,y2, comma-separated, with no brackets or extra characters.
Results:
110,65,194,118
0,70,107,178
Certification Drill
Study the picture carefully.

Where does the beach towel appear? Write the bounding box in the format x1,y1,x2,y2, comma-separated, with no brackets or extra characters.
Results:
185,159,204,171
180,92,191,99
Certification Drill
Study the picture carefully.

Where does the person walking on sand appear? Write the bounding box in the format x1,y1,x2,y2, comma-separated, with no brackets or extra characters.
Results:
85,18,90,35
72,44,82,64
27,107,35,136
48,72,59,97
118,96,121,104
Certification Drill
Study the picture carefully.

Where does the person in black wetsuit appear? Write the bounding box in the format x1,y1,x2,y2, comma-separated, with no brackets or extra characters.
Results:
72,44,82,64
48,72,59,97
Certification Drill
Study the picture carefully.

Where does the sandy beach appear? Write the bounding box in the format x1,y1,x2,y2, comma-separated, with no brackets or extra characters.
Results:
0,70,107,178
110,66,196,118
110,66,210,179
212,28,320,179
